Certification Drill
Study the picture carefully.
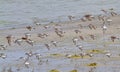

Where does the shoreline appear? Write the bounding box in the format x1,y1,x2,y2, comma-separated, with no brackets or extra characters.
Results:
0,13,120,71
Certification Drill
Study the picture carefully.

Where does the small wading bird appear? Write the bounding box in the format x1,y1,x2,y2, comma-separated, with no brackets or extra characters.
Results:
109,8,117,16
55,30,64,37
98,14,105,21
38,33,48,38
6,35,12,46
110,11,117,16
34,53,42,60
26,39,34,46
0,45,7,50
21,37,28,41
51,41,58,47
44,43,51,50
14,39,23,45
88,24,96,30
26,26,32,31
102,24,107,34
80,52,93,58
68,15,75,21
16,56,29,61
81,17,87,22
25,33,31,39
24,61,30,68
110,36,119,42
74,29,81,34
76,45,83,51
79,52,86,58
65,54,72,58
106,18,112,25
32,17,41,25
35,22,41,25
72,38,79,45
25,51,41,60
79,35,84,41
84,14,94,21
101,9,108,14
86,53,93,57
44,25,50,29
25,51,34,57
105,52,111,58
89,34,96,40
0,53,7,59
104,50,111,58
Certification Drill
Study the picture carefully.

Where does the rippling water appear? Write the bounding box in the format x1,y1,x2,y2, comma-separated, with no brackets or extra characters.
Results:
0,0,120,29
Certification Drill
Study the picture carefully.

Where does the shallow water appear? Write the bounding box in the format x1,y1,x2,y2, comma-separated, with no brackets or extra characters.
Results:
0,0,120,29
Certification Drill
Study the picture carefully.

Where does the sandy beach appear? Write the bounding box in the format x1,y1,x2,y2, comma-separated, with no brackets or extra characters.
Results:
0,13,120,72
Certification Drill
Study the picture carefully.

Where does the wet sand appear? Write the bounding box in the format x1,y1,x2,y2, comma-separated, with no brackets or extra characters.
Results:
0,15,120,72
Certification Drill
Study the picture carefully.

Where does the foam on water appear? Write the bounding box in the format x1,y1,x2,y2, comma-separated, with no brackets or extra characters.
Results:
0,0,120,29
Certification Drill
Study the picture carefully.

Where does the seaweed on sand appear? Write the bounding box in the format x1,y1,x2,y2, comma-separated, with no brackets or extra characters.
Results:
87,62,97,67
87,49,104,54
70,54,81,59
49,69,60,72
70,69,78,72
